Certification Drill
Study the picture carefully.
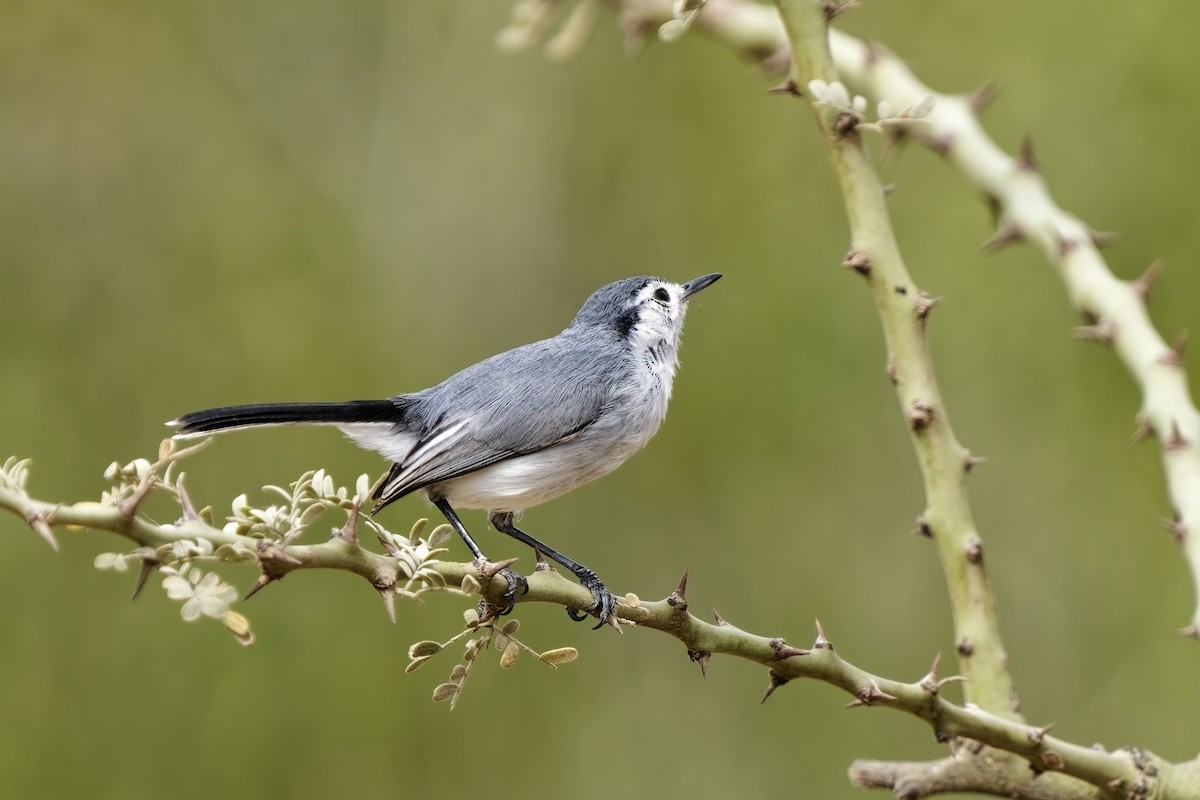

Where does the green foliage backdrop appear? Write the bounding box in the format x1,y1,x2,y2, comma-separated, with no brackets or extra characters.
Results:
2,1,1199,797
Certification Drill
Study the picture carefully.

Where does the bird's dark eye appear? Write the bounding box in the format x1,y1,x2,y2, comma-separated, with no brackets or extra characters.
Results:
652,287,671,304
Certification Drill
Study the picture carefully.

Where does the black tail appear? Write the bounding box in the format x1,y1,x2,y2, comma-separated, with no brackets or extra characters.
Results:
169,400,403,438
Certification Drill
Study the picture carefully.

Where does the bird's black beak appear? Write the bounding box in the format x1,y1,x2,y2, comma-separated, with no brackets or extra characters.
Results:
681,273,723,300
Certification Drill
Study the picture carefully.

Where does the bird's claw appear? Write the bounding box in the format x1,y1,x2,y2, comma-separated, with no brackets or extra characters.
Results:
566,568,617,630
474,558,528,617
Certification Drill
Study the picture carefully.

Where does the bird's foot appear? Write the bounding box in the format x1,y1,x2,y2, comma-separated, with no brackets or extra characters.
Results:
473,557,529,618
565,567,618,630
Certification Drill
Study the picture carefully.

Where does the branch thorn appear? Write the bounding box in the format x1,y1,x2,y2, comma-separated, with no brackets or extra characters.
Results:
1178,623,1199,640
24,510,59,552
119,474,157,519
966,79,1000,113
379,587,397,624
980,220,1023,252
712,608,728,627
1016,134,1038,171
963,451,987,472
914,291,941,321
760,671,789,704
668,569,689,611
1158,330,1189,367
1132,260,1163,303
846,679,897,708
333,501,361,544
1131,415,1154,446
243,573,276,601
770,637,811,660
1089,229,1120,249
918,652,941,694
767,79,800,96
176,474,202,522
688,649,711,678
1027,721,1056,746
1162,517,1187,547
131,558,157,601
533,545,552,571
813,619,833,650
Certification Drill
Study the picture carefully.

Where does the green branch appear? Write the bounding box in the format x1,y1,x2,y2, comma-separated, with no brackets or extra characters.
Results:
0,448,1160,792
772,0,1016,720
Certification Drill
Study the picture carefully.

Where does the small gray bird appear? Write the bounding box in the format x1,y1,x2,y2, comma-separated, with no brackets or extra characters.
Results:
170,273,722,626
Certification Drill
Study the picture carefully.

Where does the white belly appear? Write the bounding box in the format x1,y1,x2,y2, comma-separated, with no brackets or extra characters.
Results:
432,440,631,512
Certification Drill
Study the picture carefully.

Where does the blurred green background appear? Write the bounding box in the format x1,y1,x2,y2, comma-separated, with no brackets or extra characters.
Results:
3,1,1200,797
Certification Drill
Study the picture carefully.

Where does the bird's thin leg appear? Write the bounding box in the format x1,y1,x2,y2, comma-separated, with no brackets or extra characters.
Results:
433,497,526,611
488,511,616,628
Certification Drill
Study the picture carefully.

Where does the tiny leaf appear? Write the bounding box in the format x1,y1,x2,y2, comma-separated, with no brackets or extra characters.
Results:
500,641,520,669
539,647,579,667
432,683,459,702
408,641,443,659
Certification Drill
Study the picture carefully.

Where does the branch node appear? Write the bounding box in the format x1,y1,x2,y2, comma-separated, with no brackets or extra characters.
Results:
1039,750,1065,771
1072,320,1116,345
769,637,811,660
907,400,934,431
886,352,898,386
822,0,859,20
955,637,974,657
1055,231,1080,257
842,248,872,276
1164,422,1189,452
846,678,896,708
963,451,987,472
1027,721,1056,746
914,513,932,538
964,540,984,565
914,291,941,322
864,40,888,66
257,541,302,569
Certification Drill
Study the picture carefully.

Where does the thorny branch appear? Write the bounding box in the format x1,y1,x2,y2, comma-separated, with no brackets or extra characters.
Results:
495,1,1200,797
0,447,1167,794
